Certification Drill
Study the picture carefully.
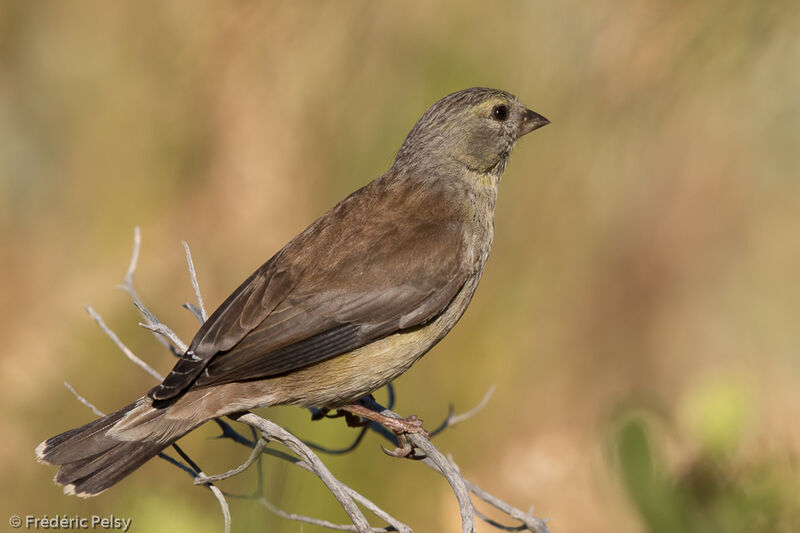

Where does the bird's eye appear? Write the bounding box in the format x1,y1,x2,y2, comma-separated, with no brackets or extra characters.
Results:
492,104,509,121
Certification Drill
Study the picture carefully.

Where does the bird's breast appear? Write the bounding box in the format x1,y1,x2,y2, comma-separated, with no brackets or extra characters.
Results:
460,174,498,274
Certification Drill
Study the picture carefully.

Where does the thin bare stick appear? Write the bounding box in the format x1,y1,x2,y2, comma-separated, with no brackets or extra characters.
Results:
464,478,550,533
430,385,495,437
85,305,163,382
209,484,232,533
63,382,105,417
305,426,370,455
214,418,258,447
449,385,495,426
138,317,188,353
182,240,208,322
171,443,231,533
183,303,205,323
155,450,203,478
124,226,141,289
473,506,527,532
221,418,412,533
169,444,230,527
412,436,475,533
257,497,395,533
114,227,147,317
131,299,160,327
195,438,268,485
352,397,551,532
355,397,475,533
233,412,373,533
116,228,180,355
339,484,412,533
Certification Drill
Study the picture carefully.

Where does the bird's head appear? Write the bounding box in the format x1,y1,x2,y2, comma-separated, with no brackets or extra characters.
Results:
395,87,549,176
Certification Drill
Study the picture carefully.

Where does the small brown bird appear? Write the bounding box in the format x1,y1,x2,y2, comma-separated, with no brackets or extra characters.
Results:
37,87,549,497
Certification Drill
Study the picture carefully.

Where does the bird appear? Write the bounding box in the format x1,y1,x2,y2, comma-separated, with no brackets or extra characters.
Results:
36,87,549,497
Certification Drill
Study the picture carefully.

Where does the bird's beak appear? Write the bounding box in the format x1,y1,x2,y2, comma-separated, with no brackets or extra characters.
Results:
519,108,550,136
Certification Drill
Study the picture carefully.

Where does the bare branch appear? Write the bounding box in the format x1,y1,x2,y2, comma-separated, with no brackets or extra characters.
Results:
170,443,231,533
430,385,495,438
257,497,396,533
473,506,527,532
353,396,475,533
183,302,205,324
63,382,105,417
448,385,495,426
348,395,552,533
137,316,188,353
155,450,204,478
350,396,551,532
182,240,208,322
232,412,373,533
339,485,412,533
306,426,370,455
221,417,412,532
195,438,267,484
116,227,182,356
132,299,159,327
213,418,259,447
464,479,550,533
85,305,163,382
123,226,141,290
208,484,232,533
415,436,475,532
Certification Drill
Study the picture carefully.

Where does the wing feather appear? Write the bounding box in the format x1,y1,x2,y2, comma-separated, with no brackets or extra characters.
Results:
149,177,469,401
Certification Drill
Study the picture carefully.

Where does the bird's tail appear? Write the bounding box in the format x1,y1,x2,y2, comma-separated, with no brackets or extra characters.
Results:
36,397,196,497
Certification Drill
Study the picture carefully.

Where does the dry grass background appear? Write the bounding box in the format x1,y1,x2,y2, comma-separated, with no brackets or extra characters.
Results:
2,1,799,532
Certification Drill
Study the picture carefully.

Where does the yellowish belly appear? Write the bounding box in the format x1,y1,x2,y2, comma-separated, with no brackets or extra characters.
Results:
173,277,478,419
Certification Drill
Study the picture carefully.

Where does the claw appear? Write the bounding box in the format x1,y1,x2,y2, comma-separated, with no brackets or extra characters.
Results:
381,442,427,460
333,403,430,460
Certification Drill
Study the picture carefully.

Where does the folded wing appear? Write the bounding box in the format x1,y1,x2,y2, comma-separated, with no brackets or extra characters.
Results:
149,181,468,401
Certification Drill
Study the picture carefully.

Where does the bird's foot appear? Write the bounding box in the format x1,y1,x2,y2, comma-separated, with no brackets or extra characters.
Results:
379,429,427,460
338,404,428,460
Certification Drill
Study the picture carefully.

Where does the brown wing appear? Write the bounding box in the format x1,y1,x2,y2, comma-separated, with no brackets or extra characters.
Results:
149,177,469,401
148,257,298,401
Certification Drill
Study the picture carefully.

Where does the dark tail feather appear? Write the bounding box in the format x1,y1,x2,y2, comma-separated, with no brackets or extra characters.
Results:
36,399,181,497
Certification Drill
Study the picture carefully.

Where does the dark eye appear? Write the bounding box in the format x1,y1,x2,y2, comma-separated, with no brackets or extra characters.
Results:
492,104,509,121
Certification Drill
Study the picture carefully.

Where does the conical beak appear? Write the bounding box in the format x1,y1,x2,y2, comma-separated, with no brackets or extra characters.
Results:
519,108,550,136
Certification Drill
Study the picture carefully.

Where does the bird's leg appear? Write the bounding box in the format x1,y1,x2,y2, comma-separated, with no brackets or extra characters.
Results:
337,403,428,459
310,407,371,429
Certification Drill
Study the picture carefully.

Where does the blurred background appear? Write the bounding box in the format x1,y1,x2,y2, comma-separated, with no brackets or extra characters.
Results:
2,1,799,531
